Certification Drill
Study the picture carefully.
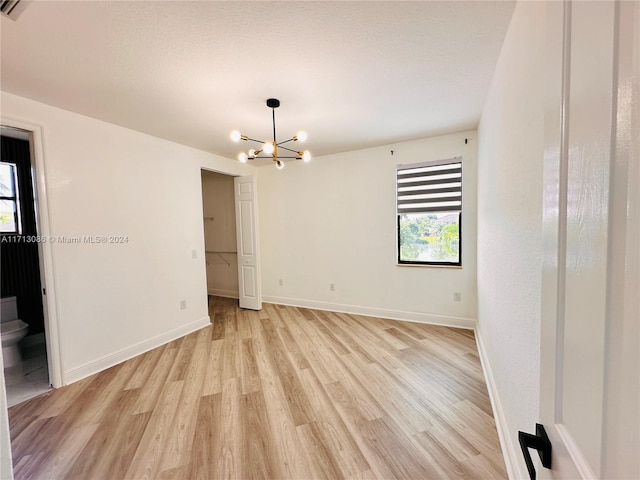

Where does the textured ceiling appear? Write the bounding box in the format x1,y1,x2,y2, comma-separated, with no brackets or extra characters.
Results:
1,1,515,161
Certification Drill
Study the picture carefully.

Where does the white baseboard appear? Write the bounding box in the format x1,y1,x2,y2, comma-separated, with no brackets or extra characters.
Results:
475,328,524,480
262,295,475,330
208,288,239,299
63,316,211,385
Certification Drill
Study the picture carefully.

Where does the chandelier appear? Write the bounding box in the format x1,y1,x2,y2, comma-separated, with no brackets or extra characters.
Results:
230,98,311,169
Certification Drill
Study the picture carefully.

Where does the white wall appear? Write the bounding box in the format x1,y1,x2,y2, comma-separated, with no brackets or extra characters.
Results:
0,92,255,384
258,130,477,327
201,170,239,298
476,2,545,478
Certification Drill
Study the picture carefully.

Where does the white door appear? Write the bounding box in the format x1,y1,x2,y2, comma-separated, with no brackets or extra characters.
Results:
234,175,262,310
538,1,639,479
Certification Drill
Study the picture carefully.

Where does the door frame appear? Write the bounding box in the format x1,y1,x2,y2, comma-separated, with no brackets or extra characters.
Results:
199,169,263,311
1,117,63,388
200,168,240,300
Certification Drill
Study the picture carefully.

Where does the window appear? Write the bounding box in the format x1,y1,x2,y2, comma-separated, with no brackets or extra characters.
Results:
0,161,21,234
396,157,462,266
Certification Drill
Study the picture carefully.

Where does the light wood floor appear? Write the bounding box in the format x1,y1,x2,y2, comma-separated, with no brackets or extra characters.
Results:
8,297,506,479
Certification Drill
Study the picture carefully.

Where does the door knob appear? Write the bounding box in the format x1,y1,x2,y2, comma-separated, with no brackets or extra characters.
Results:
518,423,552,480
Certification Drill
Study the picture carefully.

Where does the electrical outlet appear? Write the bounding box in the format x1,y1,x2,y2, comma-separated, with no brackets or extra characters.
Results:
279,278,284,286
330,283,335,292
180,300,187,310
192,250,198,259
453,292,461,302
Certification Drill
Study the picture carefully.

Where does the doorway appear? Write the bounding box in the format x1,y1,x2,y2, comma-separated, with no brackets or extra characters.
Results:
201,170,239,301
0,127,51,406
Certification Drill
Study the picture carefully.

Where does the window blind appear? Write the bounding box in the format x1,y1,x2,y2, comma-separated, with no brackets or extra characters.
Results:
396,157,462,214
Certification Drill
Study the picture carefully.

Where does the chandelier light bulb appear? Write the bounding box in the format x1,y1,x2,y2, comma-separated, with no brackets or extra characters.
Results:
295,131,307,142
263,142,275,155
248,149,256,158
230,130,241,142
302,151,311,162
238,152,248,163
275,160,285,170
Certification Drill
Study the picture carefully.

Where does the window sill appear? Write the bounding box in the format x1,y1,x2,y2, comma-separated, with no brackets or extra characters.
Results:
396,263,462,269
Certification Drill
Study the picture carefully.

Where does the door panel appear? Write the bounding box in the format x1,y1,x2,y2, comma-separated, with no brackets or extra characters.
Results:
234,175,262,310
241,266,256,298
239,201,256,256
540,1,639,478
560,1,613,473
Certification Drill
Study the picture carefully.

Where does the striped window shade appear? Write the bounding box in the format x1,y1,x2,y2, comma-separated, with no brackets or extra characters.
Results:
396,157,462,214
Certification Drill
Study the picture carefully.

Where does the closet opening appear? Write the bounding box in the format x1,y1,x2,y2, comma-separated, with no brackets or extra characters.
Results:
201,170,239,303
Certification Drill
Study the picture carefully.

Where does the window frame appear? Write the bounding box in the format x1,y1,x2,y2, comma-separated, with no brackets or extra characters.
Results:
396,157,463,267
0,161,22,235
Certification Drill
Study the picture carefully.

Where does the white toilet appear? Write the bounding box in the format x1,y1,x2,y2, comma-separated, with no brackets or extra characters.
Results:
1,297,29,368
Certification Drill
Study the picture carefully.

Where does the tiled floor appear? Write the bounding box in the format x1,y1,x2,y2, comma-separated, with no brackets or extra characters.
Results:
4,340,50,407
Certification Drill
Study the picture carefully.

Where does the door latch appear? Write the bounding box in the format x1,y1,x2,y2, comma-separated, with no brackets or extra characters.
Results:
518,423,552,480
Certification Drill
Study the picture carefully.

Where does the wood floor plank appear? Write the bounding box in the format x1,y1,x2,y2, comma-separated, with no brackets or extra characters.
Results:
186,392,221,479
5,394,49,441
124,380,185,480
64,387,139,478
33,375,95,420
297,367,371,478
303,309,352,355
132,347,179,414
297,421,344,480
32,422,99,480
322,313,377,365
166,333,198,383
222,330,241,381
322,353,385,422
249,318,311,479
339,352,433,434
124,346,165,390
11,454,34,479
235,309,253,340
213,377,242,479
286,320,340,385
276,318,311,371
241,390,278,480
332,312,405,368
461,453,509,479
260,317,316,426
211,311,225,341
348,313,412,352
10,416,57,462
8,297,507,479
66,389,150,480
159,327,210,472
449,399,505,467
415,415,481,463
201,339,224,396
361,416,444,479
81,360,146,427
240,338,261,395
